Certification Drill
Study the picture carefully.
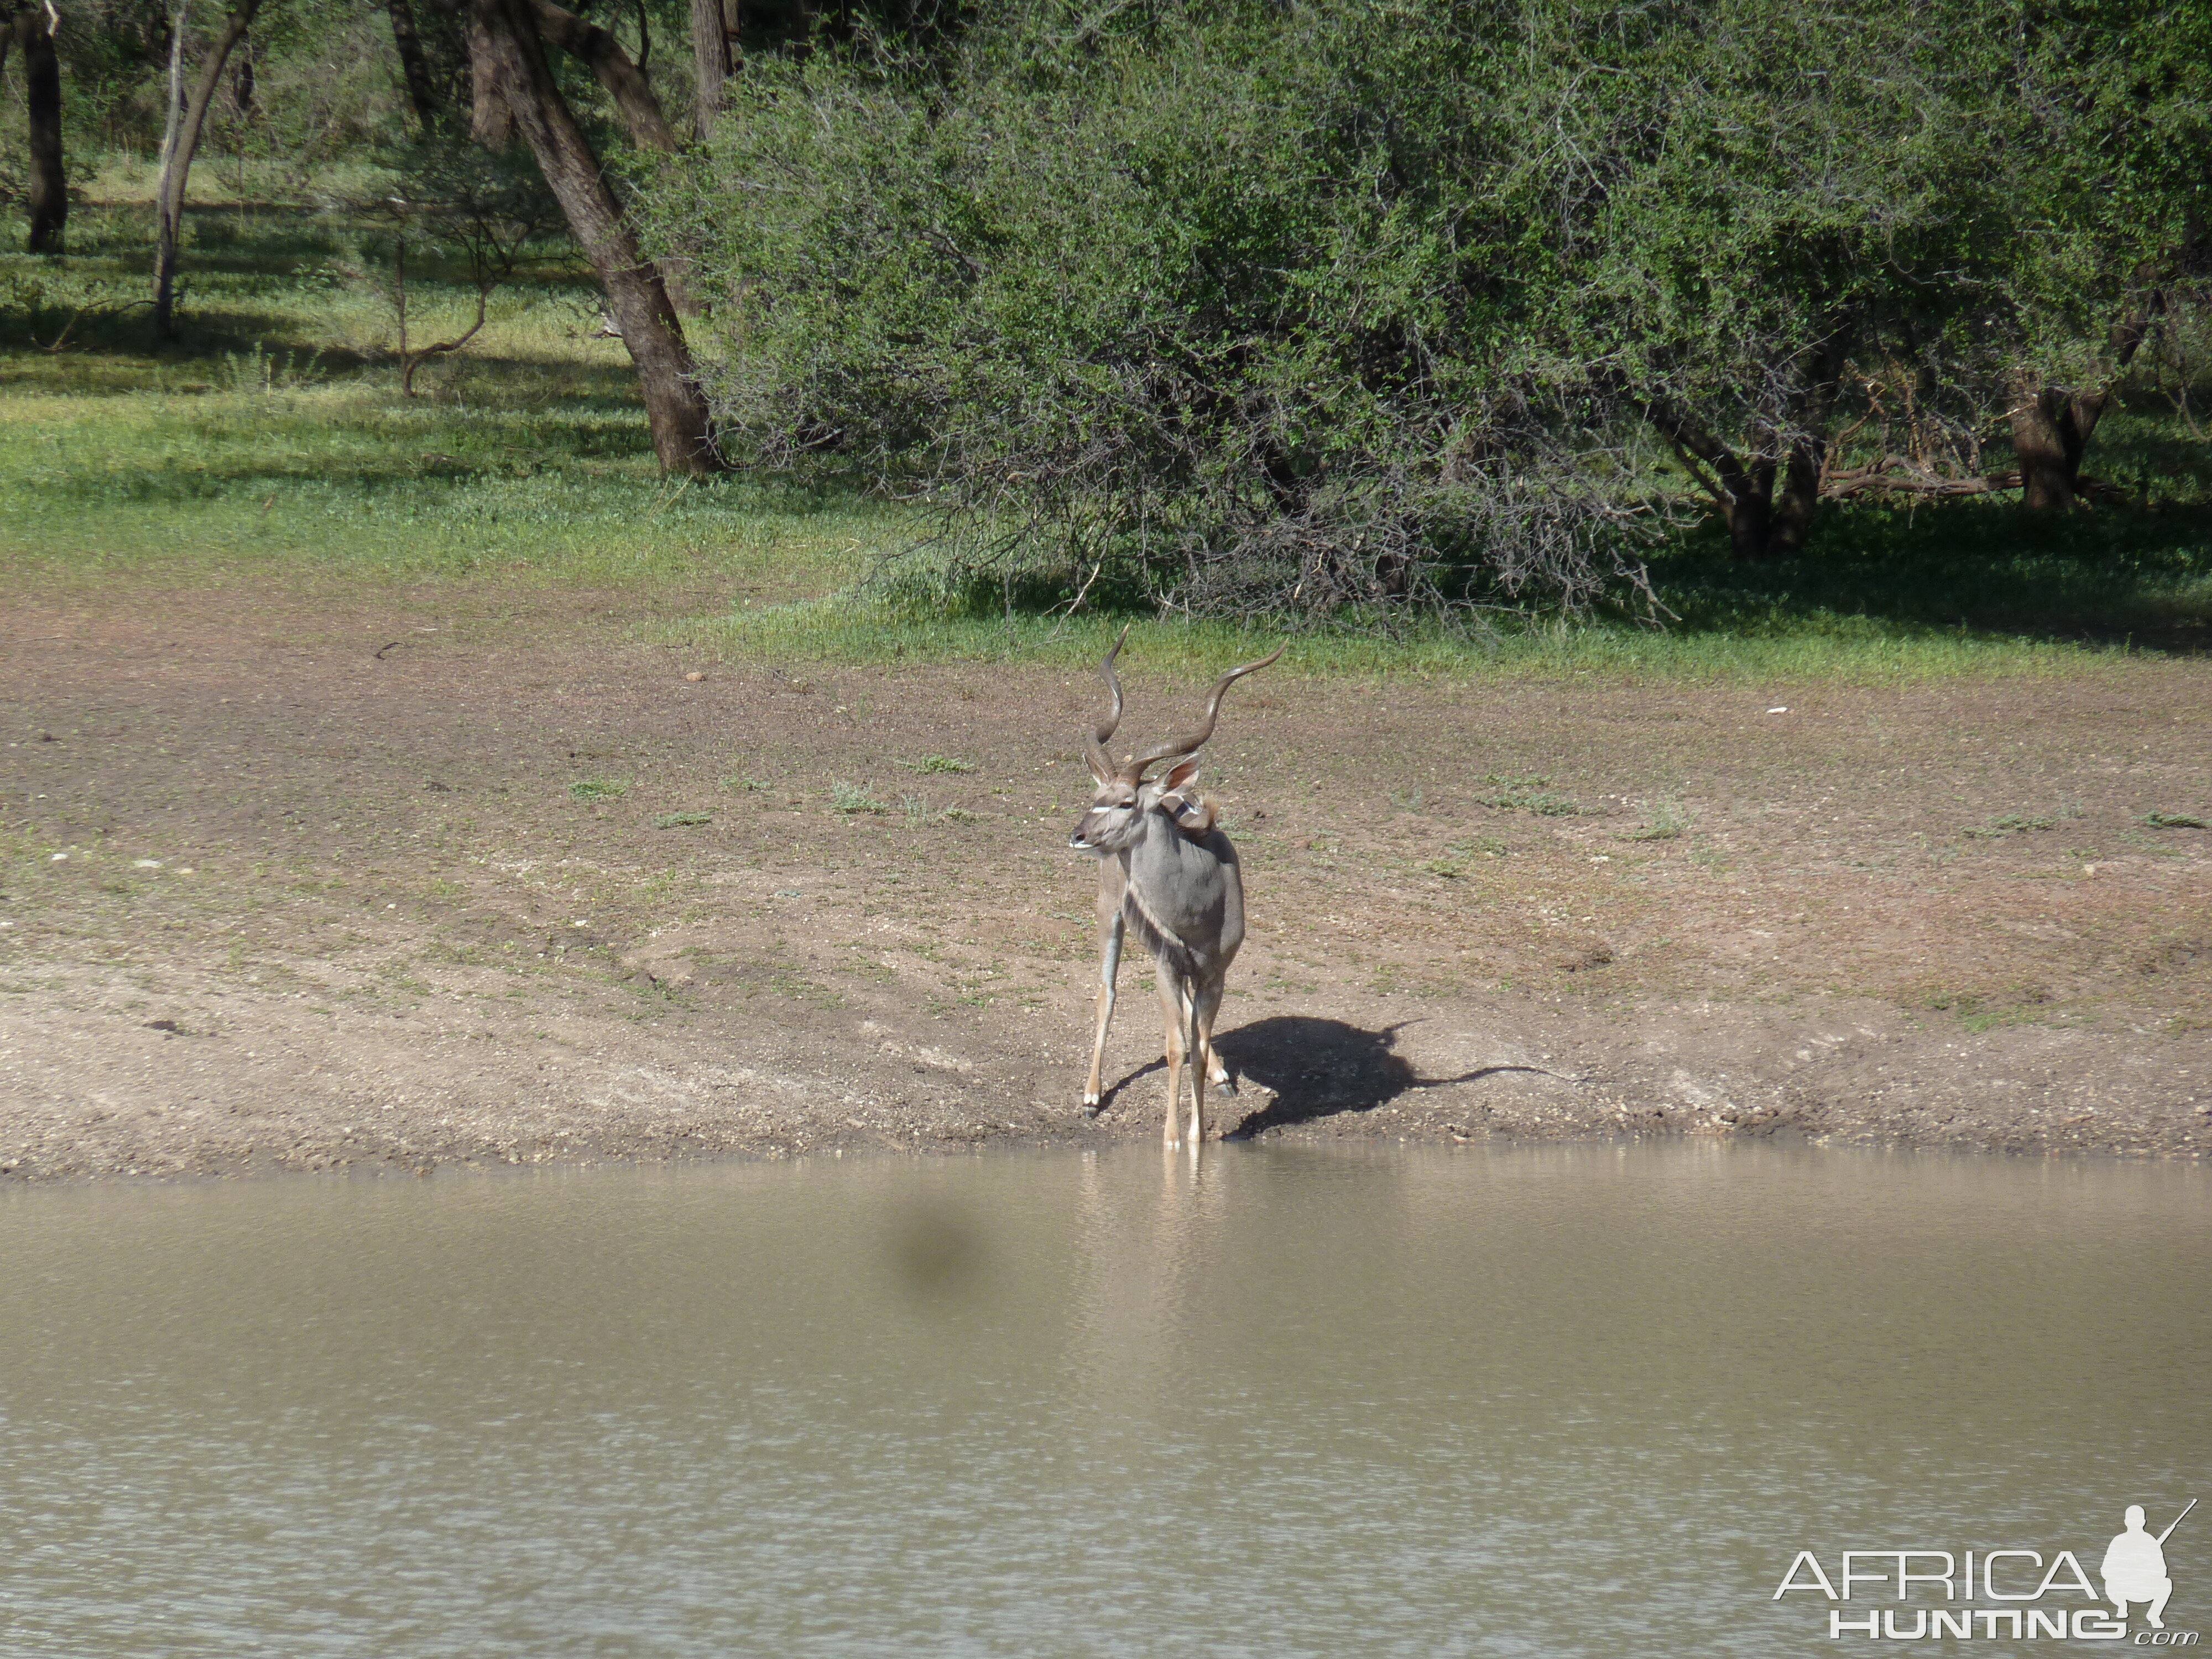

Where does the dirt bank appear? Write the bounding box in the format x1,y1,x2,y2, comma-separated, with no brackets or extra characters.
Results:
4,584,2208,1180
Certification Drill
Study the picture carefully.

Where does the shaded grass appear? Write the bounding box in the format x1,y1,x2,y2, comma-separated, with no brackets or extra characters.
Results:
1645,494,2212,649
1,206,903,596
670,589,2179,684
682,486,2212,682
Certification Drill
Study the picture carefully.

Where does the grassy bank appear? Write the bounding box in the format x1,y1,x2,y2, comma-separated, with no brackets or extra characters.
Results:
5,204,2209,680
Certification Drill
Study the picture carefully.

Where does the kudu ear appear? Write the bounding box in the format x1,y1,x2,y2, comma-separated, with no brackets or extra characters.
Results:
1156,758,1217,836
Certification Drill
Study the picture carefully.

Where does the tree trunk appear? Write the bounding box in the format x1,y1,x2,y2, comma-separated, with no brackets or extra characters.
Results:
688,0,728,139
153,0,263,337
2013,295,2163,510
231,35,254,116
468,0,722,473
2010,385,2083,512
528,0,701,314
14,2,67,254
1767,436,1822,557
388,0,441,127
464,3,515,147
1650,409,1831,562
533,0,679,152
1725,455,1776,560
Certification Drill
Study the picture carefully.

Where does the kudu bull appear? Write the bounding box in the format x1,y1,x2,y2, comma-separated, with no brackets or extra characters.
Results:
1068,629,1284,1145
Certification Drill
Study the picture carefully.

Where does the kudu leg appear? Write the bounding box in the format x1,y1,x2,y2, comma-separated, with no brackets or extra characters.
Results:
1191,979,1227,1143
1185,985,1209,1146
1155,963,1190,1145
1084,907,1124,1114
1204,1021,1232,1094
1170,979,1228,1094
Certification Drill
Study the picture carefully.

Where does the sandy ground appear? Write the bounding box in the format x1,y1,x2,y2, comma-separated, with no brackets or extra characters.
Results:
3,584,2209,1181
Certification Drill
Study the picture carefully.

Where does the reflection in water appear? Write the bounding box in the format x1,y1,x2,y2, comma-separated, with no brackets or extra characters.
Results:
1,1144,2206,1658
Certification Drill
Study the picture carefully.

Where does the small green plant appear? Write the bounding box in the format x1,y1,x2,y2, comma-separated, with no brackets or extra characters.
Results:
830,780,889,815
1421,836,1506,878
1474,773,1583,816
723,776,771,793
896,755,975,774
2143,811,2208,830
1622,799,1691,841
217,342,327,395
901,794,932,823
1964,812,2058,838
653,810,713,829
571,779,629,801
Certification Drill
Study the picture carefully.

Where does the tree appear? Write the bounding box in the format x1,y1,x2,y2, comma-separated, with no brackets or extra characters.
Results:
529,0,681,153
688,0,734,139
2,0,68,253
1995,0,2212,508
1509,1,2015,559
152,0,264,336
387,0,442,127
648,2,1663,620
463,0,722,472
650,0,2212,595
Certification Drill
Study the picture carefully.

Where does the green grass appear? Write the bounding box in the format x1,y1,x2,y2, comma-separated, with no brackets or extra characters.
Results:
6,200,2210,681
685,593,2207,683
1963,811,2067,839
0,205,902,597
1470,773,1586,817
894,755,976,774
1621,800,1691,842
828,781,889,816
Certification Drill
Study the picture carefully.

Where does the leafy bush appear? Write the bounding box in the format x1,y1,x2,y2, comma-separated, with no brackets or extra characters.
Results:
644,0,2212,623
644,1,1667,626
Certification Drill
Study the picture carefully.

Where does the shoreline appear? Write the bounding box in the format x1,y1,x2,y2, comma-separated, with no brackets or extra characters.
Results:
6,586,2208,1185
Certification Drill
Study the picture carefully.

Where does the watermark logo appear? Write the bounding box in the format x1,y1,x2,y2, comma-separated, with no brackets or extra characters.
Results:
1773,1499,2197,1642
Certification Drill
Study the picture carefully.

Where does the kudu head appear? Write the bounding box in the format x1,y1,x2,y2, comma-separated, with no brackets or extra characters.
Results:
1068,625,1285,855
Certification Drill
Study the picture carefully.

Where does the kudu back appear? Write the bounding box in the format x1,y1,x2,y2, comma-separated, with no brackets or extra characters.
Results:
1068,629,1283,1145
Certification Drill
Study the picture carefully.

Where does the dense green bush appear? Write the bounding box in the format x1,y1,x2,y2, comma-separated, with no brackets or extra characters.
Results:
645,0,2211,620
645,2,1673,625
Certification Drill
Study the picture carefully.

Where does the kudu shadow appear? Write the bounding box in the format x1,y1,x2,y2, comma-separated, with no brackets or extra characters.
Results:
1110,1015,1544,1139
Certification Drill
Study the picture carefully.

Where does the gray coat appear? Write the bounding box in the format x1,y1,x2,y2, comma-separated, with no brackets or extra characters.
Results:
1120,811,1245,985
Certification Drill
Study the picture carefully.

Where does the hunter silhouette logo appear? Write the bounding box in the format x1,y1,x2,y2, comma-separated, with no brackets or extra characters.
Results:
1773,1499,2198,1642
2105,1501,2192,1631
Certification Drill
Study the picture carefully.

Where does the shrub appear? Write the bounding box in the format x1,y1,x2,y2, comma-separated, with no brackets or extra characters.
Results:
643,1,1666,627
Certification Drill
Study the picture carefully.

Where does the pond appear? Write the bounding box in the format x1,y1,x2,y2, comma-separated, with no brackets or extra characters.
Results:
1,1143,2204,1657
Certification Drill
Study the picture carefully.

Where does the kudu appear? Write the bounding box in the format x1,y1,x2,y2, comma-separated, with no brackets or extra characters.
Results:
1068,629,1284,1144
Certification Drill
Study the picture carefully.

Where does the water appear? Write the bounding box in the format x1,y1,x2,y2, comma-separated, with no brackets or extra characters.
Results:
1,1143,2204,1657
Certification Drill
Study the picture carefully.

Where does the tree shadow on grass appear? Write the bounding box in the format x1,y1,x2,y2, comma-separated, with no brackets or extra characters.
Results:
1093,1014,1551,1138
1642,498,2212,653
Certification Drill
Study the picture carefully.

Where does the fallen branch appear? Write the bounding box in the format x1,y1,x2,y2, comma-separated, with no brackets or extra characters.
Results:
1815,458,2130,504
1820,459,2022,500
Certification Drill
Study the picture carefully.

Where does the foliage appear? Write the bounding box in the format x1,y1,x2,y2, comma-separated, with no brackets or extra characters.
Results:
2,207,2206,685
646,0,2212,612
362,137,566,392
1995,0,2212,384
645,1,1674,627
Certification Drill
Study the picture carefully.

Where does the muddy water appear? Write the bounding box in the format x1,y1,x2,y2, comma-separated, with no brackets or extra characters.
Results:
1,1144,2205,1658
